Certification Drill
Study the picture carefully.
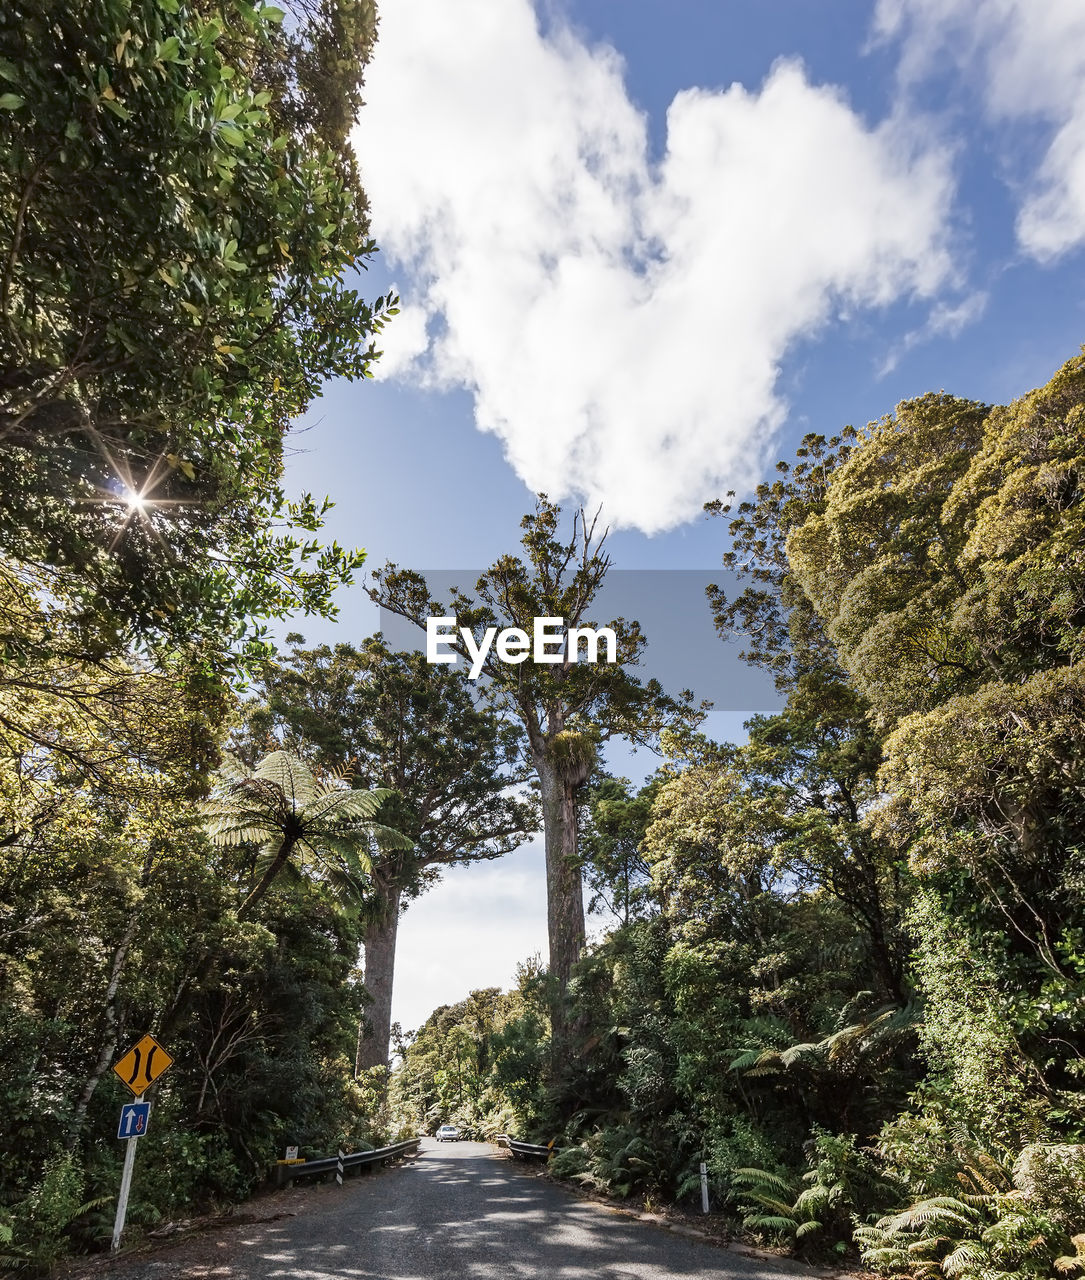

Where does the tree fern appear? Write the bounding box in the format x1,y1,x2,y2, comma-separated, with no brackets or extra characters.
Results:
730,1166,799,1237
203,750,411,918
856,1180,1075,1279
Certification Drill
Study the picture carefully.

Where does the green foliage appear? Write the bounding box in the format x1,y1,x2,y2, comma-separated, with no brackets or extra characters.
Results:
730,1001,920,1139
862,1117,1085,1277
235,635,534,1071
561,1124,676,1200
236,635,533,904
204,748,410,919
440,349,1085,1274
1012,1144,1085,1232
856,1181,1078,1279
0,1152,107,1271
389,962,558,1144
0,2,405,1266
907,890,1049,1147
392,987,524,1137
729,1132,891,1257
730,1164,801,1238
0,0,392,663
579,775,661,926
487,968,552,1136
787,356,1085,1135
0,730,385,1261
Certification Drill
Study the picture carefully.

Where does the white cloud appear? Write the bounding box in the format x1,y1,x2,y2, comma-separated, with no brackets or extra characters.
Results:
356,0,955,533
371,299,429,381
391,839,548,1034
878,289,989,375
875,0,1085,260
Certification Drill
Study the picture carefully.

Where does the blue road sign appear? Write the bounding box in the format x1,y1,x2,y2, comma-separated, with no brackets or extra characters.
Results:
117,1102,151,1140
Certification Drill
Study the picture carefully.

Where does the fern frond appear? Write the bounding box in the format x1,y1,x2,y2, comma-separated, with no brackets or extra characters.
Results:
778,1041,820,1068
314,863,368,907
204,819,277,846
300,786,397,826
1055,1255,1085,1274
743,1214,797,1234
957,1162,1005,1196
731,1167,794,1193
728,1049,764,1072
316,834,375,875
883,1196,978,1232
253,751,319,808
367,822,415,852
794,1185,832,1214
743,1195,796,1216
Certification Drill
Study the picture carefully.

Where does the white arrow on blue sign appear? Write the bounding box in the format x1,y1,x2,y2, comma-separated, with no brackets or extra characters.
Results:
117,1101,151,1140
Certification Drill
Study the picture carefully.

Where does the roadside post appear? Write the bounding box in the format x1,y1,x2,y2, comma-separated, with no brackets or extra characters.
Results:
110,1034,174,1252
700,1161,709,1214
336,1149,345,1186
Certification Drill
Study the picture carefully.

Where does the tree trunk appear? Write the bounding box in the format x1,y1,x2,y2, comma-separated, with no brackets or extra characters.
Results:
355,875,402,1075
537,757,586,1047
236,835,295,921
66,911,140,1149
868,909,906,1006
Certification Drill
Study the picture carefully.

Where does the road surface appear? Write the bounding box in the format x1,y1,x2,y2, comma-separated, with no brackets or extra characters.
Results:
95,1139,820,1280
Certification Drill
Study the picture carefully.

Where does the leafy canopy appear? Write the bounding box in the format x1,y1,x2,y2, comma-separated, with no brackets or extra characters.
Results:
236,634,533,898
0,0,394,662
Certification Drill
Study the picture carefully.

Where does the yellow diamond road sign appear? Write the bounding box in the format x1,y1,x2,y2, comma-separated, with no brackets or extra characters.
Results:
113,1034,173,1096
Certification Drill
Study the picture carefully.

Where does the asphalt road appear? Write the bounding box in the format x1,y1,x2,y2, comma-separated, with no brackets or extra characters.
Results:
97,1139,818,1280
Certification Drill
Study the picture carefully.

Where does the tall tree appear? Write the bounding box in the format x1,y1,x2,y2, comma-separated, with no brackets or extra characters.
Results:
705,430,909,1003
370,498,701,1049
236,636,533,1072
786,357,1085,1126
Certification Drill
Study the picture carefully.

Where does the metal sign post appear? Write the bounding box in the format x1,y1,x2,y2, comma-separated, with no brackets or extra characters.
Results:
109,1034,174,1253
111,1095,144,1251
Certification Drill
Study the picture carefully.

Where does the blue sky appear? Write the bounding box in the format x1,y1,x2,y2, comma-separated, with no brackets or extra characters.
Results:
280,0,1085,1034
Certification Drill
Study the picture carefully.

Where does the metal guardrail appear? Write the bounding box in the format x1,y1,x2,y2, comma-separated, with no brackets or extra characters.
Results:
273,1137,420,1187
493,1133,556,1160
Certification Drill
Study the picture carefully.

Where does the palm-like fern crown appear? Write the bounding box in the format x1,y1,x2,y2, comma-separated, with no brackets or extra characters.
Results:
203,751,413,912
205,750,400,846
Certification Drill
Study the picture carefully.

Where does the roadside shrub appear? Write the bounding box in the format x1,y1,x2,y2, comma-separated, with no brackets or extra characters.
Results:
857,1135,1085,1278
730,1130,890,1258
552,1124,674,1200
1,1151,107,1274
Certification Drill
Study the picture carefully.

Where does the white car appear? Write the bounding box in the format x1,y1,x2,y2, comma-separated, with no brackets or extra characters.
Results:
435,1124,461,1142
